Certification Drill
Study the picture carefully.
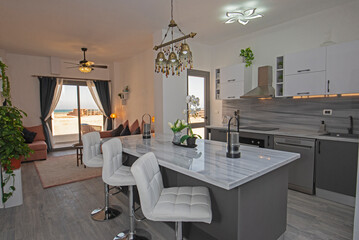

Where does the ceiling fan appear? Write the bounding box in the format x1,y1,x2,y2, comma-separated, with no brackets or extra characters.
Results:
65,48,107,73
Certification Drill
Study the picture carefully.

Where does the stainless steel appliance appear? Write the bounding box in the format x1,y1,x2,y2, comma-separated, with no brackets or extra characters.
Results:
274,136,315,194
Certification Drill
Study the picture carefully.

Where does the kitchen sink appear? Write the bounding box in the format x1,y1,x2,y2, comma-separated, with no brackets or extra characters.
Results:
321,132,359,139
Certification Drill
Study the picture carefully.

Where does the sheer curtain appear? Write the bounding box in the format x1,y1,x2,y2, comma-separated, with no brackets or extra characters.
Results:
45,78,63,147
86,80,108,130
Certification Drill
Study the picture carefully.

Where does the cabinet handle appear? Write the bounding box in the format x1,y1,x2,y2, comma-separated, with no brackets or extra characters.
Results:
297,92,310,95
297,69,310,73
318,141,321,154
227,96,235,99
227,79,236,82
327,80,330,92
267,136,270,147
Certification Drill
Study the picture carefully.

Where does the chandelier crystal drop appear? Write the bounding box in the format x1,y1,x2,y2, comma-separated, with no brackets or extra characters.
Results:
154,0,196,77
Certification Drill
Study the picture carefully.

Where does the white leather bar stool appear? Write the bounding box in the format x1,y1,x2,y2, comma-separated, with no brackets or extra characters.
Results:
131,152,212,240
82,132,121,221
102,138,151,240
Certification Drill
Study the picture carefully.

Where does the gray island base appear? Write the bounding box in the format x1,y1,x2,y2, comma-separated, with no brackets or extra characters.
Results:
119,134,300,240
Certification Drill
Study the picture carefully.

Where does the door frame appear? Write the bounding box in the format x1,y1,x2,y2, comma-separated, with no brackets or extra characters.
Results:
187,69,210,128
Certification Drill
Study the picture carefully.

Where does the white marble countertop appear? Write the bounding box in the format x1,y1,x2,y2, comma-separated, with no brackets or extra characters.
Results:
206,125,359,143
118,133,300,190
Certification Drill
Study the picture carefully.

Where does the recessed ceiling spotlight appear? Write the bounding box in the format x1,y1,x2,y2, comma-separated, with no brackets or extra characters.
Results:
225,8,263,25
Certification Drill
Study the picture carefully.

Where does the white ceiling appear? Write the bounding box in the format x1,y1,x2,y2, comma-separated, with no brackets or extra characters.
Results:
0,0,354,62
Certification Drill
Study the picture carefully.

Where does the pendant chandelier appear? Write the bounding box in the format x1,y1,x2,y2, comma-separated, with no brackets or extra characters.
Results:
154,0,196,77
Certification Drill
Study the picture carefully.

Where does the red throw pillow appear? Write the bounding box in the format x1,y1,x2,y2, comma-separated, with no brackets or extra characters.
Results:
129,119,139,133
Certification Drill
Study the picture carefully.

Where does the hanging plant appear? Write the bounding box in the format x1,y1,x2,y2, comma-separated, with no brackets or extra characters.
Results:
0,61,11,106
0,60,32,204
239,47,254,67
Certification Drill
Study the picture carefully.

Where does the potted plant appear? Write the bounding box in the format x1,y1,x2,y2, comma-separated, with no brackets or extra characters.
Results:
168,119,188,144
0,61,32,205
180,95,202,146
239,47,254,67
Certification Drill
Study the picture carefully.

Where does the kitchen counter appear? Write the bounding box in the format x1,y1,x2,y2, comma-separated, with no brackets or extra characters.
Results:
120,133,299,190
119,133,299,240
206,125,359,143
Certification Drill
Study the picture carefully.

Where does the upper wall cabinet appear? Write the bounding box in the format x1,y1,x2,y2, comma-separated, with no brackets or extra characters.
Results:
219,63,252,100
326,40,359,94
284,47,326,76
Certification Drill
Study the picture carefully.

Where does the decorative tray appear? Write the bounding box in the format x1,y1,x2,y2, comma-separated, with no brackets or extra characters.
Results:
172,142,197,148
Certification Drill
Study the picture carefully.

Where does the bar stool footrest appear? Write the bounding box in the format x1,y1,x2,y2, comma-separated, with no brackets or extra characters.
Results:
113,229,151,240
91,206,122,221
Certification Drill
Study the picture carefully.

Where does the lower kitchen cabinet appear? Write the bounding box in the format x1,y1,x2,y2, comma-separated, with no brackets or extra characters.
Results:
316,140,358,197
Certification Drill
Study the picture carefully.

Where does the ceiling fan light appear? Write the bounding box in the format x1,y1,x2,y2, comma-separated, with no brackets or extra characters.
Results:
79,66,92,73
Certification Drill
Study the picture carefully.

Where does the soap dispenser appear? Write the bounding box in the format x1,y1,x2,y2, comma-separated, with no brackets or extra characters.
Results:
318,120,328,134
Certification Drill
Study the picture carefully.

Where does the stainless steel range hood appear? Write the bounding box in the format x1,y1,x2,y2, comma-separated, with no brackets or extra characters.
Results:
241,65,275,98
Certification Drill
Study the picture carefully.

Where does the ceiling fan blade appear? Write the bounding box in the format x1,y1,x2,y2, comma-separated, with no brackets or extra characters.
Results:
64,62,79,65
92,65,108,69
67,66,79,69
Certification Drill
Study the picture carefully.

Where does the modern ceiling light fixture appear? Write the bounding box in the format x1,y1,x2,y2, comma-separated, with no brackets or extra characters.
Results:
154,0,196,77
225,8,263,25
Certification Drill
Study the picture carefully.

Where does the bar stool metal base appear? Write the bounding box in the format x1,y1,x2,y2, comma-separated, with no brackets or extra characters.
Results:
91,206,122,221
113,229,151,240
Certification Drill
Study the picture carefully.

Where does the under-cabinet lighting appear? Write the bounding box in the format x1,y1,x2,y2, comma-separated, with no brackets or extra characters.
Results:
341,93,359,97
258,97,272,100
308,95,325,98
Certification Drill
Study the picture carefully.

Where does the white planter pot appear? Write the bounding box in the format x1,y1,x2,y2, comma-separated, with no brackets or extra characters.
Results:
0,168,23,208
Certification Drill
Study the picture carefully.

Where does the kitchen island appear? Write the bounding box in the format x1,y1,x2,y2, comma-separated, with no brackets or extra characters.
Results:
119,133,300,240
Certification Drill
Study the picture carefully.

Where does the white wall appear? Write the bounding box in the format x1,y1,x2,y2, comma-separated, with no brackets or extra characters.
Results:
4,53,110,126
209,1,359,125
112,49,155,127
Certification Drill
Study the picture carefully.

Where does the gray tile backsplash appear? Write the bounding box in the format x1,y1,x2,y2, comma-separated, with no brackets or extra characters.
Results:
222,97,359,133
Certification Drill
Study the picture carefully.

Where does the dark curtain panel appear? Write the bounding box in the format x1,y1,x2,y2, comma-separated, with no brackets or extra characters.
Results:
94,81,112,130
38,77,57,151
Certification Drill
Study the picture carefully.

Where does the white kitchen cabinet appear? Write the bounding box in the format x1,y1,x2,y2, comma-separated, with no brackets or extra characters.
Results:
284,47,326,76
221,81,243,99
219,63,251,99
283,71,325,96
326,40,359,94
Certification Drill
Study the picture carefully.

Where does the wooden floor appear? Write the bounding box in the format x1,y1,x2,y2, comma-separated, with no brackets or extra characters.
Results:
0,151,355,240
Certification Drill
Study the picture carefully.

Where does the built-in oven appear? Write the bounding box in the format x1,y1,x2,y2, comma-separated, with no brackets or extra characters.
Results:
238,131,274,149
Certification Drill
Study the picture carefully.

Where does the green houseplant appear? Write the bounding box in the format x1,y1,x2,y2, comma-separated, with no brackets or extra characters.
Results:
0,61,32,204
168,119,189,144
239,47,254,67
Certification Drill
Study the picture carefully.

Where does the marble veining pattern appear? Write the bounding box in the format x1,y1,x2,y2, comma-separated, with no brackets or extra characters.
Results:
118,134,300,190
222,97,359,134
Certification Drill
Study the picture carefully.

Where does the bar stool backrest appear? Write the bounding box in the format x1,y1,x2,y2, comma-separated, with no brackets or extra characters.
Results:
131,152,164,220
102,138,124,183
82,132,102,165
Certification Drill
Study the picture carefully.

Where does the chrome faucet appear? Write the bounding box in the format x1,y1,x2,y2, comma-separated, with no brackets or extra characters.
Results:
348,116,354,134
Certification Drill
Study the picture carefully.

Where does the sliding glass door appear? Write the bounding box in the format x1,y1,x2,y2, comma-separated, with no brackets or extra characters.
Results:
52,82,103,148
187,69,210,139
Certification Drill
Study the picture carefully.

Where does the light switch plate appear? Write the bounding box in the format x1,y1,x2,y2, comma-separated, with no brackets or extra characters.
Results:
323,109,332,115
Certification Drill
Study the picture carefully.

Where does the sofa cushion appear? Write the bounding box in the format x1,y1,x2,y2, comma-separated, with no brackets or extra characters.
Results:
132,127,141,135
25,125,45,142
123,120,129,128
120,125,131,136
28,141,47,151
130,119,139,133
22,128,37,143
111,124,124,137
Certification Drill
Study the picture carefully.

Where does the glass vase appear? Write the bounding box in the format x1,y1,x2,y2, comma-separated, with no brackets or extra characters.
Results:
172,132,182,144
